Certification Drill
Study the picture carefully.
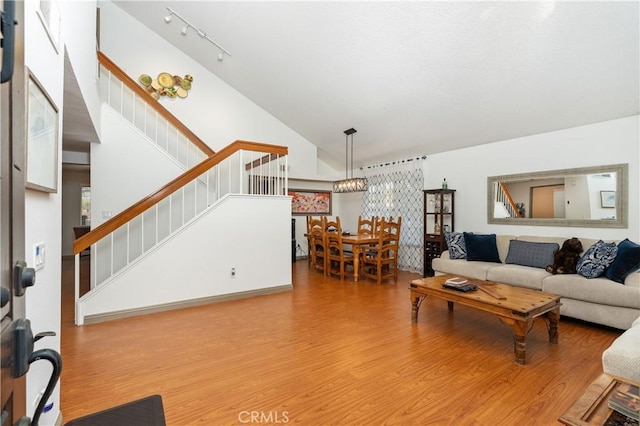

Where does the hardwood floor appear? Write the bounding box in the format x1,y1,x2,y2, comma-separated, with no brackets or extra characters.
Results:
60,258,621,425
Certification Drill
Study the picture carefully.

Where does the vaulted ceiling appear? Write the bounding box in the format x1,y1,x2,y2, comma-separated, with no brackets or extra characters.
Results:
111,1,638,169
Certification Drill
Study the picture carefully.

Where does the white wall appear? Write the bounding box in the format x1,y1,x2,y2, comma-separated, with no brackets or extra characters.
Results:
425,115,639,241
79,195,291,319
23,0,69,422
58,0,101,139
91,106,186,227
98,1,323,180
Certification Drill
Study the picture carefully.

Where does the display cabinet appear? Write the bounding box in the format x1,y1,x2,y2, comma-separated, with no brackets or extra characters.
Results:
423,189,455,277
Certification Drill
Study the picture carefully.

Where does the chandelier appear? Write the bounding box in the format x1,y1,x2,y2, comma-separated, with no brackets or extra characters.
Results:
333,128,368,193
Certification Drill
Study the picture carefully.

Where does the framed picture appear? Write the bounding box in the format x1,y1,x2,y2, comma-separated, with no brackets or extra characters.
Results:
600,190,615,208
289,189,332,215
26,71,59,193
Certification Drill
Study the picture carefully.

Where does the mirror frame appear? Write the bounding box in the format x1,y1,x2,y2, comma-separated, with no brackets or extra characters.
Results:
487,163,628,228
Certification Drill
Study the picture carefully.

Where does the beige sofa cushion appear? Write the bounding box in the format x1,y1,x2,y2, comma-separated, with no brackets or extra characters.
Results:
432,256,493,281
496,235,517,262
542,273,640,309
486,265,549,290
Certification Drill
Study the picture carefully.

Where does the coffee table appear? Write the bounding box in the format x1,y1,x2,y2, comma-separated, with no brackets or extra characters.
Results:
409,274,561,365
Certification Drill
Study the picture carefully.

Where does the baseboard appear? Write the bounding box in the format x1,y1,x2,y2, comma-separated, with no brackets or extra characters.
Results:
83,285,293,325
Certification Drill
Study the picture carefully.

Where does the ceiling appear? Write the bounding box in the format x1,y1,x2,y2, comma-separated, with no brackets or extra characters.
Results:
91,1,638,170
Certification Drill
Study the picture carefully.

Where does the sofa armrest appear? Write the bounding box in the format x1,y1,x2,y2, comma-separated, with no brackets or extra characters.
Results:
602,319,640,386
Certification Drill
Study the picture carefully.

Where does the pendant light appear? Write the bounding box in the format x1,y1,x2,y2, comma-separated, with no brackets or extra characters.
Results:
333,128,368,193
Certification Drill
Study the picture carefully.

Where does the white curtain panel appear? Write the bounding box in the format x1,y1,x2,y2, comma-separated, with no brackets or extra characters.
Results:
361,161,424,273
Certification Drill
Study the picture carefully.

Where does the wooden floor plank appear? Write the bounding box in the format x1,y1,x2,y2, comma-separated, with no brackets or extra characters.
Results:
60,258,621,425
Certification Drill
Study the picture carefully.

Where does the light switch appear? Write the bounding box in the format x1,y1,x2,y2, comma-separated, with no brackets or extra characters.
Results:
34,243,45,271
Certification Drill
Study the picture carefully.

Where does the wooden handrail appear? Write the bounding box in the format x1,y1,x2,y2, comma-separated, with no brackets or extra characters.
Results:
74,140,287,254
97,51,215,157
498,181,522,218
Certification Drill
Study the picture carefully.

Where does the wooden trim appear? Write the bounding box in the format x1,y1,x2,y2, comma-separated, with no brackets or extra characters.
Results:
74,140,288,254
82,284,293,325
97,51,215,157
245,153,281,170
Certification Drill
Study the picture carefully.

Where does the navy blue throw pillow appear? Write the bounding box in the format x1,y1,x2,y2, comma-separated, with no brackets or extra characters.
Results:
604,239,640,284
463,232,501,263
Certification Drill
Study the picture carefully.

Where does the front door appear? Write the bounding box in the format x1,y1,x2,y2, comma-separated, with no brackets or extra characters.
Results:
1,0,28,423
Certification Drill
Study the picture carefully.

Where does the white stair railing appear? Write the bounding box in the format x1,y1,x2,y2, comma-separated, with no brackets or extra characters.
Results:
75,145,287,324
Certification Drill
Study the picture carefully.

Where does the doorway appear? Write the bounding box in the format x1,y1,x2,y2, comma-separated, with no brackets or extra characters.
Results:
531,184,565,218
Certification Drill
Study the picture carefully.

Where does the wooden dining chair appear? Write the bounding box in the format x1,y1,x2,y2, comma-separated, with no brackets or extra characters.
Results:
362,217,401,284
325,217,355,280
357,215,377,236
309,217,327,274
306,216,323,263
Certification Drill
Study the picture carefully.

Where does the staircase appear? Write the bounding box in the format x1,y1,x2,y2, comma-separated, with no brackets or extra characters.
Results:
493,181,522,218
72,53,290,325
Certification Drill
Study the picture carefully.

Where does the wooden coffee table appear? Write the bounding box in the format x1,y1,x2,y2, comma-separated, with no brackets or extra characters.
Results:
410,274,561,365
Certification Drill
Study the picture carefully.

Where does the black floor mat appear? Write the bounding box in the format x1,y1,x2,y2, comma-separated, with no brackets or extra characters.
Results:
65,394,165,426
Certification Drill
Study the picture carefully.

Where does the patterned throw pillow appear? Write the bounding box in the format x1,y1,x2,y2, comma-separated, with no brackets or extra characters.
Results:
577,240,618,279
444,231,466,259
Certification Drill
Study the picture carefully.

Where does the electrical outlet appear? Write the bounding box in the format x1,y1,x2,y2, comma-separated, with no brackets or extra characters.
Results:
231,267,236,278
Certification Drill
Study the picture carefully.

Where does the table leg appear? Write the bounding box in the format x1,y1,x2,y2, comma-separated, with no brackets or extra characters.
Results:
545,307,560,344
411,292,426,323
499,317,529,365
352,244,361,281
512,320,528,365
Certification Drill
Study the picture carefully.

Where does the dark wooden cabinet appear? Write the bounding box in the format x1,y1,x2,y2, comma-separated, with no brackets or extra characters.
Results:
423,189,455,277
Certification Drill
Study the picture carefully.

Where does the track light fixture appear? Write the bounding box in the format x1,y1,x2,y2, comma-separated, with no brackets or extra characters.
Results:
163,7,231,60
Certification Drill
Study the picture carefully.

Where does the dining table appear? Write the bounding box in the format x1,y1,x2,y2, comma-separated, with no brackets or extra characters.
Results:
341,233,378,281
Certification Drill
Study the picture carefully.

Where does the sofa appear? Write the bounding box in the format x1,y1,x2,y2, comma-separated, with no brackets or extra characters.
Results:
602,315,640,386
432,234,640,330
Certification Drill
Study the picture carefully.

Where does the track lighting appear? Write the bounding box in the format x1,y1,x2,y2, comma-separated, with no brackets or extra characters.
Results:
163,7,232,60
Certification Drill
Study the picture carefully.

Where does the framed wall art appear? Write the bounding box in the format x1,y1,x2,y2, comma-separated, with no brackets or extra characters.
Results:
600,191,615,208
289,189,332,215
26,71,59,193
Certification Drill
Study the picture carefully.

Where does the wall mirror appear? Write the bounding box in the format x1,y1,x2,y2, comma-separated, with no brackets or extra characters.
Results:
487,163,628,228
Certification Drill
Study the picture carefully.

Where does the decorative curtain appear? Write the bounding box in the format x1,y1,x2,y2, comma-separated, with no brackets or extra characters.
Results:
361,161,424,273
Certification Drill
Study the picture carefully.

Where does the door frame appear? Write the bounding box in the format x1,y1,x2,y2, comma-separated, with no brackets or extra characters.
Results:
1,0,28,421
